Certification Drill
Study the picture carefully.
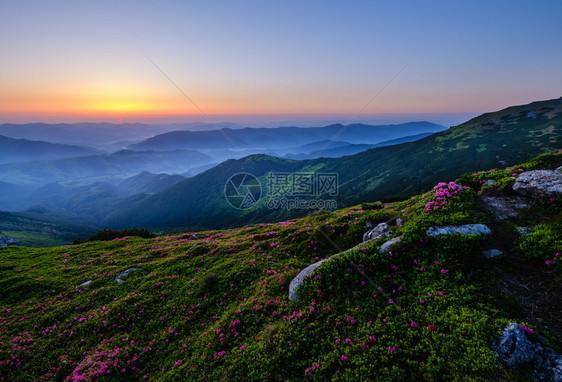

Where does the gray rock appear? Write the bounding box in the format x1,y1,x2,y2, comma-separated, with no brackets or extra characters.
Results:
481,196,529,222
557,166,562,174
492,323,562,380
289,259,329,301
115,267,138,284
395,218,404,227
492,323,536,366
483,249,503,258
483,179,497,186
379,237,402,254
426,224,491,237
363,222,392,242
513,170,562,197
79,280,92,287
553,357,562,382
516,226,534,236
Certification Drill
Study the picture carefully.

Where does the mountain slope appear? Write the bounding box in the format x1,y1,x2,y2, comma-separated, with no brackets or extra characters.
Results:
1,151,560,380
107,97,562,230
285,132,434,159
0,134,100,164
0,210,96,247
118,172,186,194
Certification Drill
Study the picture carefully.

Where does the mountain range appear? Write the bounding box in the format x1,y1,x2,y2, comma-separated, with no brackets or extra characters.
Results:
0,97,560,246
0,149,212,186
0,134,100,164
129,121,445,151
107,97,562,230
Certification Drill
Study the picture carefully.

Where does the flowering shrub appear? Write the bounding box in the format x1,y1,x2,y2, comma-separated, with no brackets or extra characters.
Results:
519,221,562,274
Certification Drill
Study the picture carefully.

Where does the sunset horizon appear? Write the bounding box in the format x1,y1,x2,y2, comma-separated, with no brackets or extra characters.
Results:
2,1,561,125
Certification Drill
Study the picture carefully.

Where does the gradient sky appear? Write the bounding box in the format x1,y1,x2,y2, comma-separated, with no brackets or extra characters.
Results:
1,0,561,124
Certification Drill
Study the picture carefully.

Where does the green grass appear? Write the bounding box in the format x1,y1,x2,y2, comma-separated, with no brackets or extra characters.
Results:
0,151,561,381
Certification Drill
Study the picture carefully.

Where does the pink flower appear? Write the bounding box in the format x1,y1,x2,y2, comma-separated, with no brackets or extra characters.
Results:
388,346,396,352
545,260,553,265
240,345,246,351
411,321,417,327
427,324,435,331
341,354,347,360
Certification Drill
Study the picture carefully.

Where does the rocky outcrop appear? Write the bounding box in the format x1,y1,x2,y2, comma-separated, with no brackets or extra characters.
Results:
516,226,534,236
379,237,401,253
492,323,562,381
481,196,529,222
426,224,491,237
513,170,562,197
493,323,536,366
0,236,19,247
482,249,503,258
79,280,92,287
289,259,329,301
115,268,138,284
363,222,392,242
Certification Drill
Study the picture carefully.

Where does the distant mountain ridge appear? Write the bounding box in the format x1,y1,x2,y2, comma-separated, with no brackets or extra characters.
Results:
106,97,562,230
0,134,100,164
128,122,446,151
284,132,434,159
0,123,179,151
0,149,213,186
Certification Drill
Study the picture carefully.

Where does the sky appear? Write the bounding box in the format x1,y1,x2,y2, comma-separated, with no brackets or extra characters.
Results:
0,0,561,126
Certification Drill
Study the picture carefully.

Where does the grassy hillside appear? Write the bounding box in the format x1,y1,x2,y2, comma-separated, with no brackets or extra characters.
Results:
107,97,562,230
1,151,560,381
0,210,96,247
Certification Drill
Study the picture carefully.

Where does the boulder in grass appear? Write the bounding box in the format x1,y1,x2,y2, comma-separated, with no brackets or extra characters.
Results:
289,259,329,301
379,237,402,254
426,224,491,237
513,170,562,198
115,267,138,284
363,222,392,242
492,323,535,367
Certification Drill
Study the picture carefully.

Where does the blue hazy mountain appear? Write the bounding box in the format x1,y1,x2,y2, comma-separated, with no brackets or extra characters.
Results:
284,132,434,159
0,134,101,164
0,149,213,186
128,122,446,151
